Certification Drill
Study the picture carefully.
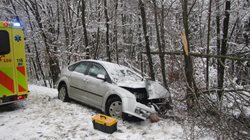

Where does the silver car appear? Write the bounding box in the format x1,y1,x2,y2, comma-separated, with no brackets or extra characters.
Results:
57,60,169,120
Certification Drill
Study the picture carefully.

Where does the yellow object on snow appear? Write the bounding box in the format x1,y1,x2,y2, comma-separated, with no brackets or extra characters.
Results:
92,114,118,134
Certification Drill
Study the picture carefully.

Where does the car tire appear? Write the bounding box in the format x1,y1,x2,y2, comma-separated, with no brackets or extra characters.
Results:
58,84,70,102
106,97,123,119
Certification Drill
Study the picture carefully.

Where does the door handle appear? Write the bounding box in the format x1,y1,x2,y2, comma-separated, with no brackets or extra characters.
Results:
83,78,88,82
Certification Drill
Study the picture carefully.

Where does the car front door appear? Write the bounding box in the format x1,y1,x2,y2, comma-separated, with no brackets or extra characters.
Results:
84,62,110,108
68,61,89,103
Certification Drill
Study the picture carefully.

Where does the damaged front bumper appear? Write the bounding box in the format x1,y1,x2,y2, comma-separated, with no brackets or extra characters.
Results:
121,97,157,120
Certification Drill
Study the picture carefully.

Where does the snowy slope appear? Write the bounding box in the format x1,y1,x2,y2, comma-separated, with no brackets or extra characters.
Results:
0,85,184,140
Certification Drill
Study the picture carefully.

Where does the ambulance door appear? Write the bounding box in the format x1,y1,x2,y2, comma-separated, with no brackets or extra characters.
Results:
0,27,16,97
12,28,28,95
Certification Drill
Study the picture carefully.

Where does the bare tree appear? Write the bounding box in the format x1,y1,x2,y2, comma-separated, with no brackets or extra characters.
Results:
81,0,89,59
104,0,111,62
152,0,168,89
114,0,119,64
181,0,197,109
138,0,155,80
218,0,231,100
206,0,212,89
23,0,60,86
94,0,101,59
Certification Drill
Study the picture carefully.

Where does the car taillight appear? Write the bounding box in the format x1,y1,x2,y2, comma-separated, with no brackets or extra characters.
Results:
17,95,26,100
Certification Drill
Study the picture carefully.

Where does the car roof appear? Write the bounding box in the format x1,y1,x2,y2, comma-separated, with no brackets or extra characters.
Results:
75,59,121,68
69,59,124,73
68,59,143,82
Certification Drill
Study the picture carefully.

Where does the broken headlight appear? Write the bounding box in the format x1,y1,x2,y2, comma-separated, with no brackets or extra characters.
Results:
135,107,151,118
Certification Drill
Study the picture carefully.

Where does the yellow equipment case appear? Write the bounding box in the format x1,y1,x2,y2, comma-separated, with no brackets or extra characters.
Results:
92,114,118,134
0,20,28,105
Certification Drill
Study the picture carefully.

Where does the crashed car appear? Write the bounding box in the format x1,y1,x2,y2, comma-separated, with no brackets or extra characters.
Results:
57,60,170,120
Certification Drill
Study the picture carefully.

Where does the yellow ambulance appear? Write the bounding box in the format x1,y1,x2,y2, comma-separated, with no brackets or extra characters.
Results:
0,20,28,105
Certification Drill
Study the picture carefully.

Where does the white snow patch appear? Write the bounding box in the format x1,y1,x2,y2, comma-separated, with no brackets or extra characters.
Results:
0,85,185,140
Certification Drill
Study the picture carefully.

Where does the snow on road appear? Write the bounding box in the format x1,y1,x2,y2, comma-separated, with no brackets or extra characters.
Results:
0,85,184,140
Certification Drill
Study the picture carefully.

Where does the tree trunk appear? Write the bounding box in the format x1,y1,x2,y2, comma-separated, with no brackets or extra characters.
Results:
82,0,89,59
206,0,212,90
216,0,221,95
61,2,71,64
181,0,197,109
139,0,155,81
153,0,168,89
218,0,231,100
114,0,119,64
104,0,111,62
94,0,101,59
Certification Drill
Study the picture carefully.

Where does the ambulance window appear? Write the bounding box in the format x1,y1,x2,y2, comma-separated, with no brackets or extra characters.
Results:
0,30,10,55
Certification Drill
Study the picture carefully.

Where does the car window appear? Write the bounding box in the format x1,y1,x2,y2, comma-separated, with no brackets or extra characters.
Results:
88,63,107,78
0,30,10,55
68,63,78,71
104,63,142,83
74,62,88,74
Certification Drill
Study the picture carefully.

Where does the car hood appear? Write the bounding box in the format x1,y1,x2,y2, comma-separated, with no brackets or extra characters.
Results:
117,80,145,88
116,80,169,99
145,80,169,99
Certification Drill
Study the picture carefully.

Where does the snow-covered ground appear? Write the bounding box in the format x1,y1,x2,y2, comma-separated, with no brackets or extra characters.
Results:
0,85,211,140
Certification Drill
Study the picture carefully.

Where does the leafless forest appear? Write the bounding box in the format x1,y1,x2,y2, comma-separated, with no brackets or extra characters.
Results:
1,0,250,139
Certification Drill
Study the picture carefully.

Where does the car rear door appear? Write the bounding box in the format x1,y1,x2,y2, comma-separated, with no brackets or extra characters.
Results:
68,61,89,103
83,62,110,108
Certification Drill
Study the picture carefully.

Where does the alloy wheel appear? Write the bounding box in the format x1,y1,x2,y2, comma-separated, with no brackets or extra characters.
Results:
108,101,122,118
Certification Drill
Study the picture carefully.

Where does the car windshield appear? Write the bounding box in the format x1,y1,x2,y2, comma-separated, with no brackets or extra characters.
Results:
104,63,142,83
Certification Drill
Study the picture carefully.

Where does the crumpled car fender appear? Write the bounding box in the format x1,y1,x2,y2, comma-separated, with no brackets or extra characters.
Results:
101,84,136,112
122,97,156,120
101,84,156,120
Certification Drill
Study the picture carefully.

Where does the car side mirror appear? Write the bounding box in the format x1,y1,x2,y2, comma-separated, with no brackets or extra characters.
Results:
97,74,106,81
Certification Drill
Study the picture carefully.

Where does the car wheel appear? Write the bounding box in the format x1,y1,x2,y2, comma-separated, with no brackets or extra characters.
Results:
106,97,122,119
58,84,70,102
